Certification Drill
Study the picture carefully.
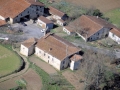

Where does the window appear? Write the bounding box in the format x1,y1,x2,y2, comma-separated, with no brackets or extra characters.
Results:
44,53,46,56
48,56,50,58
112,33,115,37
63,61,65,64
21,14,22,16
39,50,41,53
36,8,39,11
28,11,29,13
98,33,99,35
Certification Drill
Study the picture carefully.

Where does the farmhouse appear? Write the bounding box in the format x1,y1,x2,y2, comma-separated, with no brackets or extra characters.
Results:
63,26,75,35
76,15,111,42
35,33,82,70
37,16,53,30
20,37,38,56
0,0,44,24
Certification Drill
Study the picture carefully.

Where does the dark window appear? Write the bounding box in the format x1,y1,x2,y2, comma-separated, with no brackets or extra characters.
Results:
48,56,50,58
36,8,39,11
21,14,22,16
63,61,65,64
98,33,99,35
44,53,46,56
28,11,29,13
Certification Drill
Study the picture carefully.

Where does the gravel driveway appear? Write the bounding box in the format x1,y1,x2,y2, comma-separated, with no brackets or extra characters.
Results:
0,20,44,42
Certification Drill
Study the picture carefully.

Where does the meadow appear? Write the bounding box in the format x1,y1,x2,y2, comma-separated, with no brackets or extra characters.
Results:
0,45,21,77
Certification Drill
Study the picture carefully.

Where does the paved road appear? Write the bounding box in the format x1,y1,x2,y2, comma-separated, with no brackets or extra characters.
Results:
72,41,116,58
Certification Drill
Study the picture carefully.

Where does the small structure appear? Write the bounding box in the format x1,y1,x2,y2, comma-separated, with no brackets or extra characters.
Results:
70,54,82,70
35,33,82,70
37,16,53,29
57,19,66,26
49,6,67,20
63,26,75,35
20,37,38,56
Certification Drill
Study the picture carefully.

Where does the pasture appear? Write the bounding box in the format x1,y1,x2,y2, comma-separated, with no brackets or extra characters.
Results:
0,45,21,77
105,8,120,28
55,0,120,13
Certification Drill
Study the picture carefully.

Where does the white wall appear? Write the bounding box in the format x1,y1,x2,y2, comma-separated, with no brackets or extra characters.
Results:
13,5,44,23
35,47,61,70
109,32,120,44
0,16,5,20
63,27,71,35
20,44,28,56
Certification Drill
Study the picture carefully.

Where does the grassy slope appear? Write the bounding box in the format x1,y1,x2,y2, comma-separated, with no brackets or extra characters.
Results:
0,45,21,77
105,8,120,28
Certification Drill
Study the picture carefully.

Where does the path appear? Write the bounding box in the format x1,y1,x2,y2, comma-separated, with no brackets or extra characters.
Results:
29,55,57,75
62,70,84,90
72,40,115,58
0,69,42,90
0,47,29,83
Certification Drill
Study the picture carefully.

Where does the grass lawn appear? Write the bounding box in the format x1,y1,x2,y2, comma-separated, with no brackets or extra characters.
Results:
105,8,120,28
0,44,21,77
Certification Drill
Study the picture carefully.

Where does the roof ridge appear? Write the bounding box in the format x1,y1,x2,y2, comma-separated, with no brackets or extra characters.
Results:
84,15,103,28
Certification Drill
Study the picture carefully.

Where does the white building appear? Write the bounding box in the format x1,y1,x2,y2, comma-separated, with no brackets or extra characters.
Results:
63,26,75,35
57,19,66,26
70,54,82,70
0,0,44,24
20,37,37,56
35,33,82,70
109,28,120,44
37,16,53,30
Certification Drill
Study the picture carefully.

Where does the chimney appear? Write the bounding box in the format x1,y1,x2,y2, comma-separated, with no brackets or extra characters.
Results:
49,48,52,51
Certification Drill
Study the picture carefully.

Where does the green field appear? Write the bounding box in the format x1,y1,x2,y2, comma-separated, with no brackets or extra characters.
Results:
105,8,120,28
0,45,21,77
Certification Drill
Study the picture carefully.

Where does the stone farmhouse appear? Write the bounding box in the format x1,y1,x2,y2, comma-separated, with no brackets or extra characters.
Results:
0,0,44,24
20,33,82,70
76,15,120,44
20,37,38,56
49,6,67,26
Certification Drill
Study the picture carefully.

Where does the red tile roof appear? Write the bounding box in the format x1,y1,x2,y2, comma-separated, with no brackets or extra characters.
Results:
77,15,120,38
39,16,53,24
49,6,65,17
22,37,38,48
36,33,81,61
0,0,44,18
70,54,82,61
0,20,6,26
0,0,30,18
26,0,44,6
